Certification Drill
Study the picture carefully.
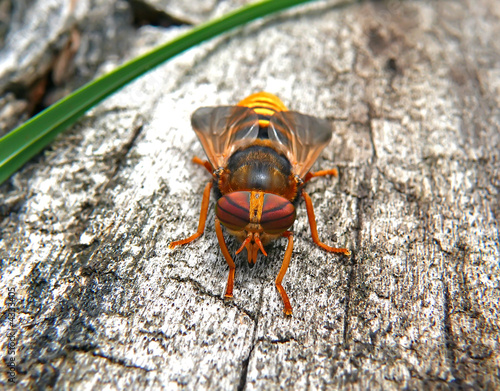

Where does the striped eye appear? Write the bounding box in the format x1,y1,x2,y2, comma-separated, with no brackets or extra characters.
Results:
216,192,251,231
260,193,296,234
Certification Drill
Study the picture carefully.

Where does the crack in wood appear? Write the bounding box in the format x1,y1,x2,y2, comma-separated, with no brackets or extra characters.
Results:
237,344,254,391
257,335,297,345
129,0,192,28
167,275,258,321
442,277,464,387
97,119,145,194
237,283,264,391
93,351,153,372
424,131,493,386
343,105,377,346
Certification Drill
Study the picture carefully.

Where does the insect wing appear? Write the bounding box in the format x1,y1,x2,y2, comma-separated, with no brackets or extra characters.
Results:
191,106,259,169
268,111,333,178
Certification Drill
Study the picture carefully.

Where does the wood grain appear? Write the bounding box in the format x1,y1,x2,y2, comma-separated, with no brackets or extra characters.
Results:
0,0,498,389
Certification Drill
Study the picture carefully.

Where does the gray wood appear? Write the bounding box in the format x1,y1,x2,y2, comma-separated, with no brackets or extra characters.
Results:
1,0,499,389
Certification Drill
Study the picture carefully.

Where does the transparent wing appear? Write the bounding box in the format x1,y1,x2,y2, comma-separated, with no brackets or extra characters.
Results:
268,111,333,178
191,106,259,169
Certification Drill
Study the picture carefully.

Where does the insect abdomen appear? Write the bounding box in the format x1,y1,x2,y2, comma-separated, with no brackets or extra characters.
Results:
237,92,288,129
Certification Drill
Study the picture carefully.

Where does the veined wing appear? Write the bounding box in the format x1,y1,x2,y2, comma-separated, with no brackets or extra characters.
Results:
268,111,333,178
191,106,259,169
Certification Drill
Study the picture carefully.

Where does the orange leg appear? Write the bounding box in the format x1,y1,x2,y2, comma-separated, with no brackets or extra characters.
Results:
214,217,236,299
303,168,338,183
192,156,213,174
169,181,213,249
276,231,294,316
302,190,350,256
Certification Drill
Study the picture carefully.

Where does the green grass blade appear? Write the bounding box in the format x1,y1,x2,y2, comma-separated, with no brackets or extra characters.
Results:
0,0,317,186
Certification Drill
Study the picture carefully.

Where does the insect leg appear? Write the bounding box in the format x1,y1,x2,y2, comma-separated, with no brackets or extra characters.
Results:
168,181,213,249
214,217,236,299
276,231,294,316
192,156,213,174
303,168,338,183
302,190,350,256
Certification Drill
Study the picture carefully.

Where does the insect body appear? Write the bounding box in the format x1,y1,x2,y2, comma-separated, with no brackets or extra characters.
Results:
169,92,350,315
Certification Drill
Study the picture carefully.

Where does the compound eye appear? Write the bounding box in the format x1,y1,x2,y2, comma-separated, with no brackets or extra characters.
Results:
215,191,251,231
260,193,296,234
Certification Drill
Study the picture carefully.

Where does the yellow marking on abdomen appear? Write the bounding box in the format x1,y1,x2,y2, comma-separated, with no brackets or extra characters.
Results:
237,92,288,127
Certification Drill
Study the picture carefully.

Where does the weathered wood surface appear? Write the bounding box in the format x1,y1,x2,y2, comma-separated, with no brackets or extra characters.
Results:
1,0,499,389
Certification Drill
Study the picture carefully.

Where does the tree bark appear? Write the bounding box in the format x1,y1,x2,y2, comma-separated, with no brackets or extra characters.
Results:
0,0,499,389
